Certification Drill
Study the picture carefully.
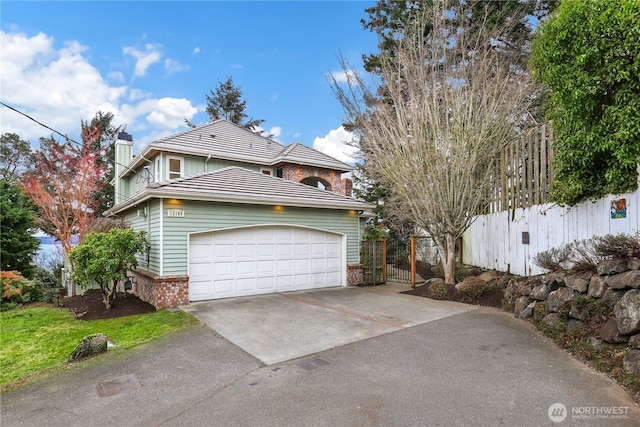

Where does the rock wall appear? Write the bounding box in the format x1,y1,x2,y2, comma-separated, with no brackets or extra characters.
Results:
503,258,640,374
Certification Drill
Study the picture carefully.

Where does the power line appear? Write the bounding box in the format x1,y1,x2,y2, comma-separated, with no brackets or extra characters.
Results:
0,101,149,181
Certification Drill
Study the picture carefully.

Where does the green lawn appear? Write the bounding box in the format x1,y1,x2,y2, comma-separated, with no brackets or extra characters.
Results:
0,305,198,391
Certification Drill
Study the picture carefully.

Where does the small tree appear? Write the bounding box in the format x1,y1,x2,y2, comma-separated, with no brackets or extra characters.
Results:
69,228,147,310
21,136,106,255
331,2,535,284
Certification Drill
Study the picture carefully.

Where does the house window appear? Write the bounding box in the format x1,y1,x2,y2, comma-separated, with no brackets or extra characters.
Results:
276,168,283,178
261,168,272,176
167,156,183,180
155,157,161,182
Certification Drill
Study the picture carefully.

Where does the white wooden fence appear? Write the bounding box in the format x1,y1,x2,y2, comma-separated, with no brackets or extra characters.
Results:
462,173,640,276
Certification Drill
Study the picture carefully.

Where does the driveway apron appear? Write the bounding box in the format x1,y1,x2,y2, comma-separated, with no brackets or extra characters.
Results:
179,284,476,365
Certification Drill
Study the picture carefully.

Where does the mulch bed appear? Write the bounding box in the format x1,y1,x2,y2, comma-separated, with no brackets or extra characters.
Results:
63,289,155,321
402,282,505,309
401,262,506,309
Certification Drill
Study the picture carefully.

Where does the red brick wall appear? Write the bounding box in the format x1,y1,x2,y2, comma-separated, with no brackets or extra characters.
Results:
130,270,189,309
347,264,363,286
280,164,352,196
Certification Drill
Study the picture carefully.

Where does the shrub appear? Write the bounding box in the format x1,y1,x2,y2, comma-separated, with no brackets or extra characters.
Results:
428,281,450,300
457,276,490,301
533,244,573,271
534,232,639,273
593,232,640,259
1,270,46,310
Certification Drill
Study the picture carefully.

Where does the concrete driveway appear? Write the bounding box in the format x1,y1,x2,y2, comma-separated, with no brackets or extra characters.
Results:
179,284,475,364
3,283,640,426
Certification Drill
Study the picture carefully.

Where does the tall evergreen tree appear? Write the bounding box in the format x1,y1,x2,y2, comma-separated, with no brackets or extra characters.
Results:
0,178,40,277
205,76,265,131
80,111,123,215
0,133,32,182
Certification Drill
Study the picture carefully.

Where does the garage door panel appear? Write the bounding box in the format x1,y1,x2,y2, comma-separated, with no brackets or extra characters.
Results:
214,262,235,278
257,244,274,257
294,243,310,256
276,259,293,273
257,276,274,291
237,278,256,292
237,261,256,275
190,262,212,279
258,260,275,274
213,279,234,295
214,244,234,258
311,258,326,271
276,244,293,257
294,259,310,272
189,226,343,301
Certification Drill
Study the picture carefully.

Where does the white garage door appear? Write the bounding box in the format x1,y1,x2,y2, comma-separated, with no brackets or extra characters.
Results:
188,226,344,301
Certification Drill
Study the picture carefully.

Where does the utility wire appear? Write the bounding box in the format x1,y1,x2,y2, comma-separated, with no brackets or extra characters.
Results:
0,101,149,181
2,101,166,212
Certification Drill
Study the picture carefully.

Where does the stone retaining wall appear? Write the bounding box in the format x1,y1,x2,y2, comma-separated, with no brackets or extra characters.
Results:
502,258,640,374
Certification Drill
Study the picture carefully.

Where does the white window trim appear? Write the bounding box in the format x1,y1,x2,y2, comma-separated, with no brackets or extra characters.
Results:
260,167,273,176
167,155,184,180
155,156,161,182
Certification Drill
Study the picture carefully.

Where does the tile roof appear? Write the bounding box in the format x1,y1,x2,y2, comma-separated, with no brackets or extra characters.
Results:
126,120,353,173
110,167,371,214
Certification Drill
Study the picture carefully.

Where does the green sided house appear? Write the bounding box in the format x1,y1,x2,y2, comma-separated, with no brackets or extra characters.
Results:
105,120,372,309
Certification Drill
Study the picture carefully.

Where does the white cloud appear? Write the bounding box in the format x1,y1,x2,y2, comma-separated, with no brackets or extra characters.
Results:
329,69,358,85
193,47,201,54
0,30,199,149
253,125,282,142
0,31,123,142
123,43,161,76
313,126,359,164
164,58,187,73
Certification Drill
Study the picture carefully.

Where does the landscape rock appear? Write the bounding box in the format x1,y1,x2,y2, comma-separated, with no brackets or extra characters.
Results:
514,296,530,315
478,271,499,284
565,319,584,332
601,288,626,308
69,333,108,362
547,287,574,312
519,301,536,319
542,313,563,326
623,350,640,374
613,289,640,335
628,334,640,349
629,258,640,270
564,273,590,293
569,302,589,321
587,275,607,298
599,317,628,344
597,258,630,275
604,270,640,290
544,271,565,291
530,284,549,301
589,336,603,349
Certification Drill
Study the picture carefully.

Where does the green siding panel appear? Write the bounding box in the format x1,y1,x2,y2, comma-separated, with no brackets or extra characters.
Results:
150,200,360,277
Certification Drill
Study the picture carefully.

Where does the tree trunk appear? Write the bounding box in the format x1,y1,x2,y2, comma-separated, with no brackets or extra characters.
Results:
442,233,457,285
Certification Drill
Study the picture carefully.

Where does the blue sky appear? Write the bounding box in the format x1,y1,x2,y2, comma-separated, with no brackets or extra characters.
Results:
1,0,378,163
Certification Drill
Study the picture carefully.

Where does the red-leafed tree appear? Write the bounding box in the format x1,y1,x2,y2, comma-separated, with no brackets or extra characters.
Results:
21,135,106,255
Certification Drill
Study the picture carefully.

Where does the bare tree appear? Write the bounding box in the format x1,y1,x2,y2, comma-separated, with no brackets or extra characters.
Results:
330,2,535,284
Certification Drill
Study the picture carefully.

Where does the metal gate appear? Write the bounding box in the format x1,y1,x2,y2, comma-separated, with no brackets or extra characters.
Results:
360,239,385,285
386,238,412,283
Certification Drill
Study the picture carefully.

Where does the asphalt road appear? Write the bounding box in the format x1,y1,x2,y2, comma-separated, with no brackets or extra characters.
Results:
2,287,639,427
